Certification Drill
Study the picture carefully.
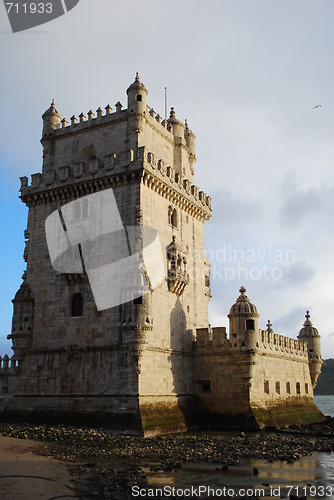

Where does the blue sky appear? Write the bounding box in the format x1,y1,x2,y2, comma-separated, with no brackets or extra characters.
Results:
0,0,334,357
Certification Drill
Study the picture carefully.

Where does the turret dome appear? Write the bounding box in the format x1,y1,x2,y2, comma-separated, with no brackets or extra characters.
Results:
228,286,258,316
126,72,148,95
42,99,61,136
298,311,320,338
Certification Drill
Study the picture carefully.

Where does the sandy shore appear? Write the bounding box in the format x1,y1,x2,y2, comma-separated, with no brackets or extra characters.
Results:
0,436,77,500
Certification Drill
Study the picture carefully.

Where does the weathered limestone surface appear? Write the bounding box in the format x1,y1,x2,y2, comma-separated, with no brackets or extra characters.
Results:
0,75,323,433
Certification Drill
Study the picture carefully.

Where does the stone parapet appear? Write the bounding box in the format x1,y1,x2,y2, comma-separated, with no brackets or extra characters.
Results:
258,330,309,359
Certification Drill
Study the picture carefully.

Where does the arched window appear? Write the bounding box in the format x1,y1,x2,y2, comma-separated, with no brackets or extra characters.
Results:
71,293,83,317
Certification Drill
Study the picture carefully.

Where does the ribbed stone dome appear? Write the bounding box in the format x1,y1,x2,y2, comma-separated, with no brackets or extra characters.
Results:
229,286,258,316
298,311,320,338
126,72,148,95
42,99,60,118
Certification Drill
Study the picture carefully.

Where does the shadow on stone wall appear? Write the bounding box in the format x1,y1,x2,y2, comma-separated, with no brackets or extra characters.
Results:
169,297,196,429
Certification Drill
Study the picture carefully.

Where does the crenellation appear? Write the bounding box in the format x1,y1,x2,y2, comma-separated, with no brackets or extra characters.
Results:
115,101,123,113
0,355,19,372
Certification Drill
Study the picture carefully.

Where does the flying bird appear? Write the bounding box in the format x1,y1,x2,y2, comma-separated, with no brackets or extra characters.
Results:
313,105,321,109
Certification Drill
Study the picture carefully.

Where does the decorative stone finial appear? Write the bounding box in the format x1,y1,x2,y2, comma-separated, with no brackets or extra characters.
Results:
170,107,176,119
266,320,273,332
235,285,251,305
135,72,140,82
51,99,55,108
303,310,313,327
185,118,189,130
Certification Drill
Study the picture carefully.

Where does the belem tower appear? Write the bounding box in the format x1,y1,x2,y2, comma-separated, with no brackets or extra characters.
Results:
0,74,324,434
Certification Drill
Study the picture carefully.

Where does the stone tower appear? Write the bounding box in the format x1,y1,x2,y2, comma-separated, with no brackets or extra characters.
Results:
298,311,323,387
0,74,211,433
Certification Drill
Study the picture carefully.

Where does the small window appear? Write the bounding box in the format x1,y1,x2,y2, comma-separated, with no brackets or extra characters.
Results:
205,275,210,288
296,382,301,395
275,381,280,394
72,293,83,317
246,319,255,330
232,333,237,338
171,209,178,228
305,383,309,394
187,305,190,313
201,380,211,392
81,198,89,219
264,380,269,394
286,382,291,394
136,94,142,102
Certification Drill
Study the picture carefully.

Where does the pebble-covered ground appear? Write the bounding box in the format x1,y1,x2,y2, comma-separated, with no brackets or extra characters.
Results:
1,418,334,499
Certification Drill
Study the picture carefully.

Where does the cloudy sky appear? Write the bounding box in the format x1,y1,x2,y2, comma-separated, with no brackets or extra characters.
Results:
0,0,333,358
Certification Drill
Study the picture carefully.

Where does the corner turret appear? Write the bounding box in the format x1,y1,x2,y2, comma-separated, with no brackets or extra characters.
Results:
228,286,259,349
42,99,61,136
7,280,34,360
298,311,323,387
126,72,148,115
167,107,186,143
184,119,196,175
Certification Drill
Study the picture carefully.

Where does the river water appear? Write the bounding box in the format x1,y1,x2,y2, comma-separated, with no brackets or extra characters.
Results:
143,396,334,499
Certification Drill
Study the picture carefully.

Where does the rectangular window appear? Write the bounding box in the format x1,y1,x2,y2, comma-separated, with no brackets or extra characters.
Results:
275,381,280,394
205,275,210,287
286,382,291,394
296,382,301,395
246,319,255,330
305,383,309,394
264,380,269,394
199,380,211,392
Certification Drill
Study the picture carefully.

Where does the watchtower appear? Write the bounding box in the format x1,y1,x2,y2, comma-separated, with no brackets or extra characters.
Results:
2,74,212,433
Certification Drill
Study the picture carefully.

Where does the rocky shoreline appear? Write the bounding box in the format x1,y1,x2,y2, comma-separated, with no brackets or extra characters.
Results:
1,418,334,499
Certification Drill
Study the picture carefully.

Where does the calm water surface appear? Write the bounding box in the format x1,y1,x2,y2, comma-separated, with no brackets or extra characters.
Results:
145,396,334,498
315,395,334,418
